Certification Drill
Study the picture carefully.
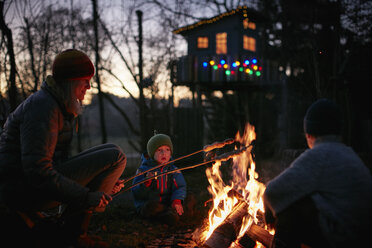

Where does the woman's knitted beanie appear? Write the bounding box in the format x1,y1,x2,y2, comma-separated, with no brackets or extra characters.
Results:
147,134,173,159
304,98,342,136
52,49,95,80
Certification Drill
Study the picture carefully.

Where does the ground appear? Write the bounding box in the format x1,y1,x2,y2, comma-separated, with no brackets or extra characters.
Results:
1,151,371,247
86,158,283,248
88,163,212,248
87,152,372,247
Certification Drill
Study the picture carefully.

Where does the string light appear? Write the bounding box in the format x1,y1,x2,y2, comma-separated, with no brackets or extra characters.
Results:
201,59,263,77
173,6,251,34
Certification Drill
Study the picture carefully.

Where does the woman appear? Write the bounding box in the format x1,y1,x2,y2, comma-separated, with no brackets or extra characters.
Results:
0,49,126,248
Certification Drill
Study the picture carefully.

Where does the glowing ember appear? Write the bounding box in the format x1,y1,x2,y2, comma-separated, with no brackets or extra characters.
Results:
200,123,271,247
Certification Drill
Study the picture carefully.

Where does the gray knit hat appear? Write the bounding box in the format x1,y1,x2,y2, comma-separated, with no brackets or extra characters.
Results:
147,134,173,159
304,98,342,136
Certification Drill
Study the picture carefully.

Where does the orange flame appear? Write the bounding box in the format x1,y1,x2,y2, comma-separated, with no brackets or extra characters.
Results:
201,123,270,246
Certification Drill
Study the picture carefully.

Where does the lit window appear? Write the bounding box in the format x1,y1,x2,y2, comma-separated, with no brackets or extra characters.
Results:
248,22,256,30
243,35,256,52
216,32,227,54
243,18,256,30
197,37,209,49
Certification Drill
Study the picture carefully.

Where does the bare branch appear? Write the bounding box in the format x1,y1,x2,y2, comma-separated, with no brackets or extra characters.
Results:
101,91,140,136
100,66,139,105
98,18,139,86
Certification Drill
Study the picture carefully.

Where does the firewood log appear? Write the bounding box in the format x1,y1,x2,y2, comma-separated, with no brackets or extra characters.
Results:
203,198,274,248
203,200,249,248
246,223,273,248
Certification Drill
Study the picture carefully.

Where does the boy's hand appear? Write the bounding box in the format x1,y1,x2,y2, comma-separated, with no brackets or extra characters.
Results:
172,199,184,216
111,179,124,195
146,172,155,178
174,204,184,216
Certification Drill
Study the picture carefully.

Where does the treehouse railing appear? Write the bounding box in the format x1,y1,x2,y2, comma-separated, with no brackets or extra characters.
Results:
171,55,281,86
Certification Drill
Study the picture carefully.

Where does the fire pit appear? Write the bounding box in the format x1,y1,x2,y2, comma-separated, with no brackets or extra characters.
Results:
191,124,274,248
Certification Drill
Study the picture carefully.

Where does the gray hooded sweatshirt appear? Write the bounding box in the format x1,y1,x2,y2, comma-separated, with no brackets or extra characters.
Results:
264,136,372,247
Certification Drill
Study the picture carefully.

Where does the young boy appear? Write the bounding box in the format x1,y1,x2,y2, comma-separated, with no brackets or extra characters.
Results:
131,134,187,225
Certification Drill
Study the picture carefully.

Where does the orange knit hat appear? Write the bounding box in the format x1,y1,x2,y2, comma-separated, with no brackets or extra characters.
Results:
52,49,95,80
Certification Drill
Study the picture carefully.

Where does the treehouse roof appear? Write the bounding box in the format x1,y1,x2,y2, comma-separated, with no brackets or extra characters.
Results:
173,6,266,36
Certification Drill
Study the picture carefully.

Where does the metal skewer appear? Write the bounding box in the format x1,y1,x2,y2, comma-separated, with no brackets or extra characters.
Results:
121,138,235,185
113,143,252,197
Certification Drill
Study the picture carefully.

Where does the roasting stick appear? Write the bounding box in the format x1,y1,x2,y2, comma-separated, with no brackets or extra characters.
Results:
113,143,253,197
121,138,235,185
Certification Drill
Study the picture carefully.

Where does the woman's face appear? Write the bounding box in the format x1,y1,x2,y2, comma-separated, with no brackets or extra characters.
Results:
73,79,91,101
153,145,171,164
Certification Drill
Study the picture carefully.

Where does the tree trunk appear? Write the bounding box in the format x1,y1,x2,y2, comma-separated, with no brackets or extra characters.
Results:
91,0,107,143
0,0,18,111
24,18,40,92
136,10,148,151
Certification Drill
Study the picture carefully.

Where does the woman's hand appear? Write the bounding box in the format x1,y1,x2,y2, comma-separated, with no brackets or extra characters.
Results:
86,191,112,211
111,179,124,195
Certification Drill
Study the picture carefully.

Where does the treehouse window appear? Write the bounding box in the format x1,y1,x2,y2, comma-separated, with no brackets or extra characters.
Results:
243,18,256,30
243,35,256,52
197,37,209,49
216,32,227,54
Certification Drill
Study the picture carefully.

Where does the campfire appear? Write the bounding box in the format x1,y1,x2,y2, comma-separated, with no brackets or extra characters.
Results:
193,123,274,248
114,123,275,248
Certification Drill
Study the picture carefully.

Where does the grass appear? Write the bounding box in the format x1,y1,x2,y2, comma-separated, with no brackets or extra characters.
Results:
87,154,283,247
88,160,212,247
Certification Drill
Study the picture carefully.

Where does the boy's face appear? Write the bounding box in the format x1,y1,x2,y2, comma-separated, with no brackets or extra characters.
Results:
154,145,171,164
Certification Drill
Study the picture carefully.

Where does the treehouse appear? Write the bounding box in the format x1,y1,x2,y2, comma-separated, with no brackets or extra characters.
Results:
171,6,279,92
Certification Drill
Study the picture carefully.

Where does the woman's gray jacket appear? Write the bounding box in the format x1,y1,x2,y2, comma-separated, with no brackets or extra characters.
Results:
0,81,89,205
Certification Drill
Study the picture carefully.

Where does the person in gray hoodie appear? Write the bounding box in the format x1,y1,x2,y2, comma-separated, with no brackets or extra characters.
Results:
263,98,372,248
0,49,126,248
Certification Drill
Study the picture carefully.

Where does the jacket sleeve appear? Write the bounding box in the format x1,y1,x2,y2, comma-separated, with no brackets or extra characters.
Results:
20,96,88,204
131,168,157,201
263,149,322,216
170,167,187,202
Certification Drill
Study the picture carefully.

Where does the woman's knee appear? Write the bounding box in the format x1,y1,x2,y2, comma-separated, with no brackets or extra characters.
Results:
111,144,126,168
99,143,126,167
